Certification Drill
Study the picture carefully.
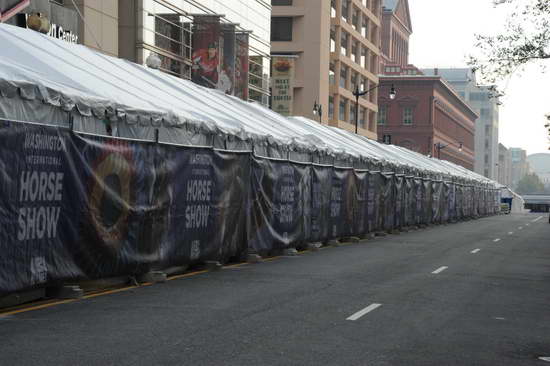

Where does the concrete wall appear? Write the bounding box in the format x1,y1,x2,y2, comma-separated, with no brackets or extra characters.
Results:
73,0,118,57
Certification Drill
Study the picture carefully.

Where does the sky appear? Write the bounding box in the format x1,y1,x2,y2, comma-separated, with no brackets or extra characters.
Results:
408,0,550,156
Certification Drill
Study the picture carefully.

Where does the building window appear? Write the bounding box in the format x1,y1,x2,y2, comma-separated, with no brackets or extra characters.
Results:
480,108,490,117
378,105,387,125
272,0,292,5
350,103,356,124
352,8,360,30
360,108,366,129
271,17,293,41
340,31,349,56
340,65,348,88
329,96,334,118
341,0,349,22
351,40,358,63
361,47,367,68
329,63,335,85
360,78,367,98
339,99,347,121
403,107,413,125
362,16,369,39
350,71,358,92
331,0,337,17
151,7,192,79
330,26,336,52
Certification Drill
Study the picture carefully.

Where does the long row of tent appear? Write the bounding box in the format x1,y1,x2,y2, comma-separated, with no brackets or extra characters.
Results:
0,24,499,183
0,24,504,296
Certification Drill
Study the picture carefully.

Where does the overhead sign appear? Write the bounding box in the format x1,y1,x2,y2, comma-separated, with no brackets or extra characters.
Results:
0,0,29,22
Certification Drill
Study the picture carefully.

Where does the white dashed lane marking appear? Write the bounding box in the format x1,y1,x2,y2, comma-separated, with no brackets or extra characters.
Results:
493,238,501,243
431,266,448,274
471,249,481,254
346,303,382,321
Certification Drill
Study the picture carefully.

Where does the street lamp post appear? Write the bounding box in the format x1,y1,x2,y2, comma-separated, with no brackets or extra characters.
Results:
353,84,396,134
435,142,463,159
312,100,323,123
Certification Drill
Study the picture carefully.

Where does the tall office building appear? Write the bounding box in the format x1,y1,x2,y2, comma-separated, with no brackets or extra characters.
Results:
510,147,529,189
271,0,382,140
422,68,500,180
498,143,512,187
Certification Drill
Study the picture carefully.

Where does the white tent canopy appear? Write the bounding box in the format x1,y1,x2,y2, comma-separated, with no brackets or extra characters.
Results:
0,23,496,185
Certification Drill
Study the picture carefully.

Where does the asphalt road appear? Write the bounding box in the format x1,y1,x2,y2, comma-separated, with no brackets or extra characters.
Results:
1,213,550,366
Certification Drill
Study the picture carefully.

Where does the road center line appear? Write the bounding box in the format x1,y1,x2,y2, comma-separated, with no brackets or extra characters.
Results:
471,249,481,254
346,303,382,321
533,216,543,222
493,238,501,242
431,266,448,274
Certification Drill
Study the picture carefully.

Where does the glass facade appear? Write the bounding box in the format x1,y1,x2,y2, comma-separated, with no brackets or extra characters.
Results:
137,0,271,105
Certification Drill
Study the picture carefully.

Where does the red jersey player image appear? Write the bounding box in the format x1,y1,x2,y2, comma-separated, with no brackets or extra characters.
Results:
192,42,219,88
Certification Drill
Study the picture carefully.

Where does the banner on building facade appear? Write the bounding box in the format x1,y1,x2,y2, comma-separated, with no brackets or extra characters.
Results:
271,55,295,116
219,23,236,94
234,32,250,101
191,15,222,89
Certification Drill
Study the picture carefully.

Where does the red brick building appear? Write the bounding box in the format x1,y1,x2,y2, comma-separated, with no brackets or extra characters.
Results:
377,76,477,170
380,0,412,69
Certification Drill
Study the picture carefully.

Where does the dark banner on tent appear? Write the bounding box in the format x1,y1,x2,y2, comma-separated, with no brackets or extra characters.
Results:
404,177,414,227
0,123,78,295
381,174,395,232
368,172,381,233
432,181,442,224
329,167,354,239
309,165,331,243
414,178,423,226
394,176,404,230
159,146,250,268
235,32,249,101
248,157,309,252
192,15,222,89
353,170,368,237
423,179,432,225
0,123,249,295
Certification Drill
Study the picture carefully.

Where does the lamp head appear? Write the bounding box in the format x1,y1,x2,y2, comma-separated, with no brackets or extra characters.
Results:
459,142,463,152
389,84,396,100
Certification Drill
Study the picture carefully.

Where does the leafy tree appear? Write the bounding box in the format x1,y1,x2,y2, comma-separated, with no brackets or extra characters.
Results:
468,0,550,88
515,172,546,194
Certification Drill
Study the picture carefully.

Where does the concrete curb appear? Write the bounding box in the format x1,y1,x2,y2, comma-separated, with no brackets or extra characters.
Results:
137,271,167,284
